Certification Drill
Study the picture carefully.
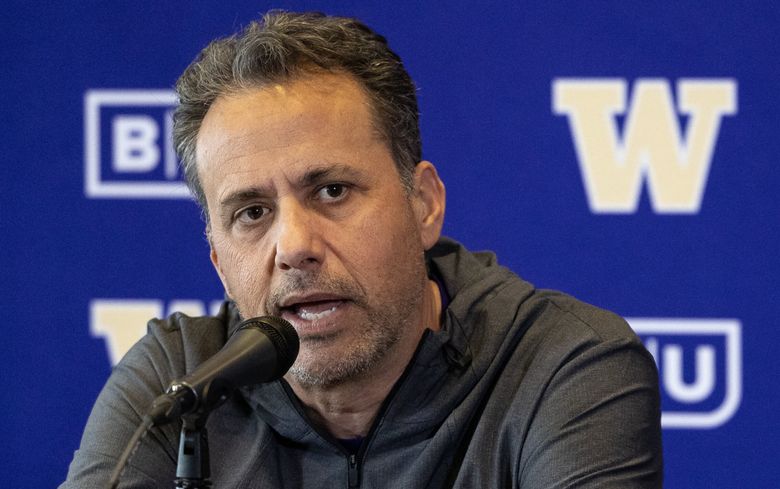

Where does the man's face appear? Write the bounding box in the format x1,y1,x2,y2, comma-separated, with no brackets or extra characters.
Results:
197,73,439,387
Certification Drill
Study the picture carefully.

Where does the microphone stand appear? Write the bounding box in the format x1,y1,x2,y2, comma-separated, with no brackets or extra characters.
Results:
174,411,212,488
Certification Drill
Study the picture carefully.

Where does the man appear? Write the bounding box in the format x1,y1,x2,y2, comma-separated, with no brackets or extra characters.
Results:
63,11,662,488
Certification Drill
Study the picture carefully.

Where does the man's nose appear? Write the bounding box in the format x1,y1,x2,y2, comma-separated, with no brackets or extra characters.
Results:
273,201,325,271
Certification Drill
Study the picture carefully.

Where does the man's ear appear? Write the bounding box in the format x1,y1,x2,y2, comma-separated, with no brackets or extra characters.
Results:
207,227,233,299
412,161,446,250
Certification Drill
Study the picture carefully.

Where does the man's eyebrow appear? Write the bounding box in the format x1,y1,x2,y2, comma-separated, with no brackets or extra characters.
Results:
218,187,272,211
217,164,367,209
299,164,367,187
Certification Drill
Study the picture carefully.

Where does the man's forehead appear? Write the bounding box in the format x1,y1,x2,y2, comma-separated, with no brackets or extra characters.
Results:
195,73,379,169
203,72,373,132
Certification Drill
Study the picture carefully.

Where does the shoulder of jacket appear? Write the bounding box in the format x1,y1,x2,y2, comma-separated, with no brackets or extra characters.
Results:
140,300,234,372
525,289,639,346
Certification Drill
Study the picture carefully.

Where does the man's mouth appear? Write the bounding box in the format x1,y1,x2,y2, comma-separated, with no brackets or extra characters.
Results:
285,299,345,321
276,290,352,323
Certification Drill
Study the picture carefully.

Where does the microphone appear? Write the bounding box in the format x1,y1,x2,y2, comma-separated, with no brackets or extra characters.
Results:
147,316,299,426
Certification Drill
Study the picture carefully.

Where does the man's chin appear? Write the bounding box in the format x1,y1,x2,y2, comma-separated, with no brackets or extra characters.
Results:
286,345,381,388
286,363,355,388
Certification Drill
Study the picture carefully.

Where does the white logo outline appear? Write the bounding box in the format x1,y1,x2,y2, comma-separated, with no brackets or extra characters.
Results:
629,318,742,429
84,89,190,199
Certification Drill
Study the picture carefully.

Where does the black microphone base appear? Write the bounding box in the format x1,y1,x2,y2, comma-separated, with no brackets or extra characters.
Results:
174,415,212,489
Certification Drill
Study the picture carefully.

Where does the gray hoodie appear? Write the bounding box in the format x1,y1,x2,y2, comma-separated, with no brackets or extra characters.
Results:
62,237,662,488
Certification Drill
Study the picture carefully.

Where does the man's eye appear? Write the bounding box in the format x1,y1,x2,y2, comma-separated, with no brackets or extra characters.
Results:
317,184,348,201
236,205,270,223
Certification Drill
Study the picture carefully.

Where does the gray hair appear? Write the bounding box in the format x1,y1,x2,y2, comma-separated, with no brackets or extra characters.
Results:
173,10,421,211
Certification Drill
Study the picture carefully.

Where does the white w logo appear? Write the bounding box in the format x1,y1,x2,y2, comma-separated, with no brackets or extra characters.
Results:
553,78,737,213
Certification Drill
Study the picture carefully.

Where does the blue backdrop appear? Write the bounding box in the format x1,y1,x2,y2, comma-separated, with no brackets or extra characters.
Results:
3,1,779,487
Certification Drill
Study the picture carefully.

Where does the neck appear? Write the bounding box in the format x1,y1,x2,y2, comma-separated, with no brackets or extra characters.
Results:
286,278,442,439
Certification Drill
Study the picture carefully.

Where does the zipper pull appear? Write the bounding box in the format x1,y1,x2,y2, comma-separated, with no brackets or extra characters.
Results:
348,453,360,488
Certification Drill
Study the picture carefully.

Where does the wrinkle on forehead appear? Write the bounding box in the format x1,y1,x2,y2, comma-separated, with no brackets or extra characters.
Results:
195,73,383,174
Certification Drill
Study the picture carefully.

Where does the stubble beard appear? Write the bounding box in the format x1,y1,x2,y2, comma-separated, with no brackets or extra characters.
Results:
258,259,425,388
286,304,407,388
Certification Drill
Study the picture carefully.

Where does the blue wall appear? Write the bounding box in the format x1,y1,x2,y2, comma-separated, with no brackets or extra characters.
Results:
3,2,778,487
